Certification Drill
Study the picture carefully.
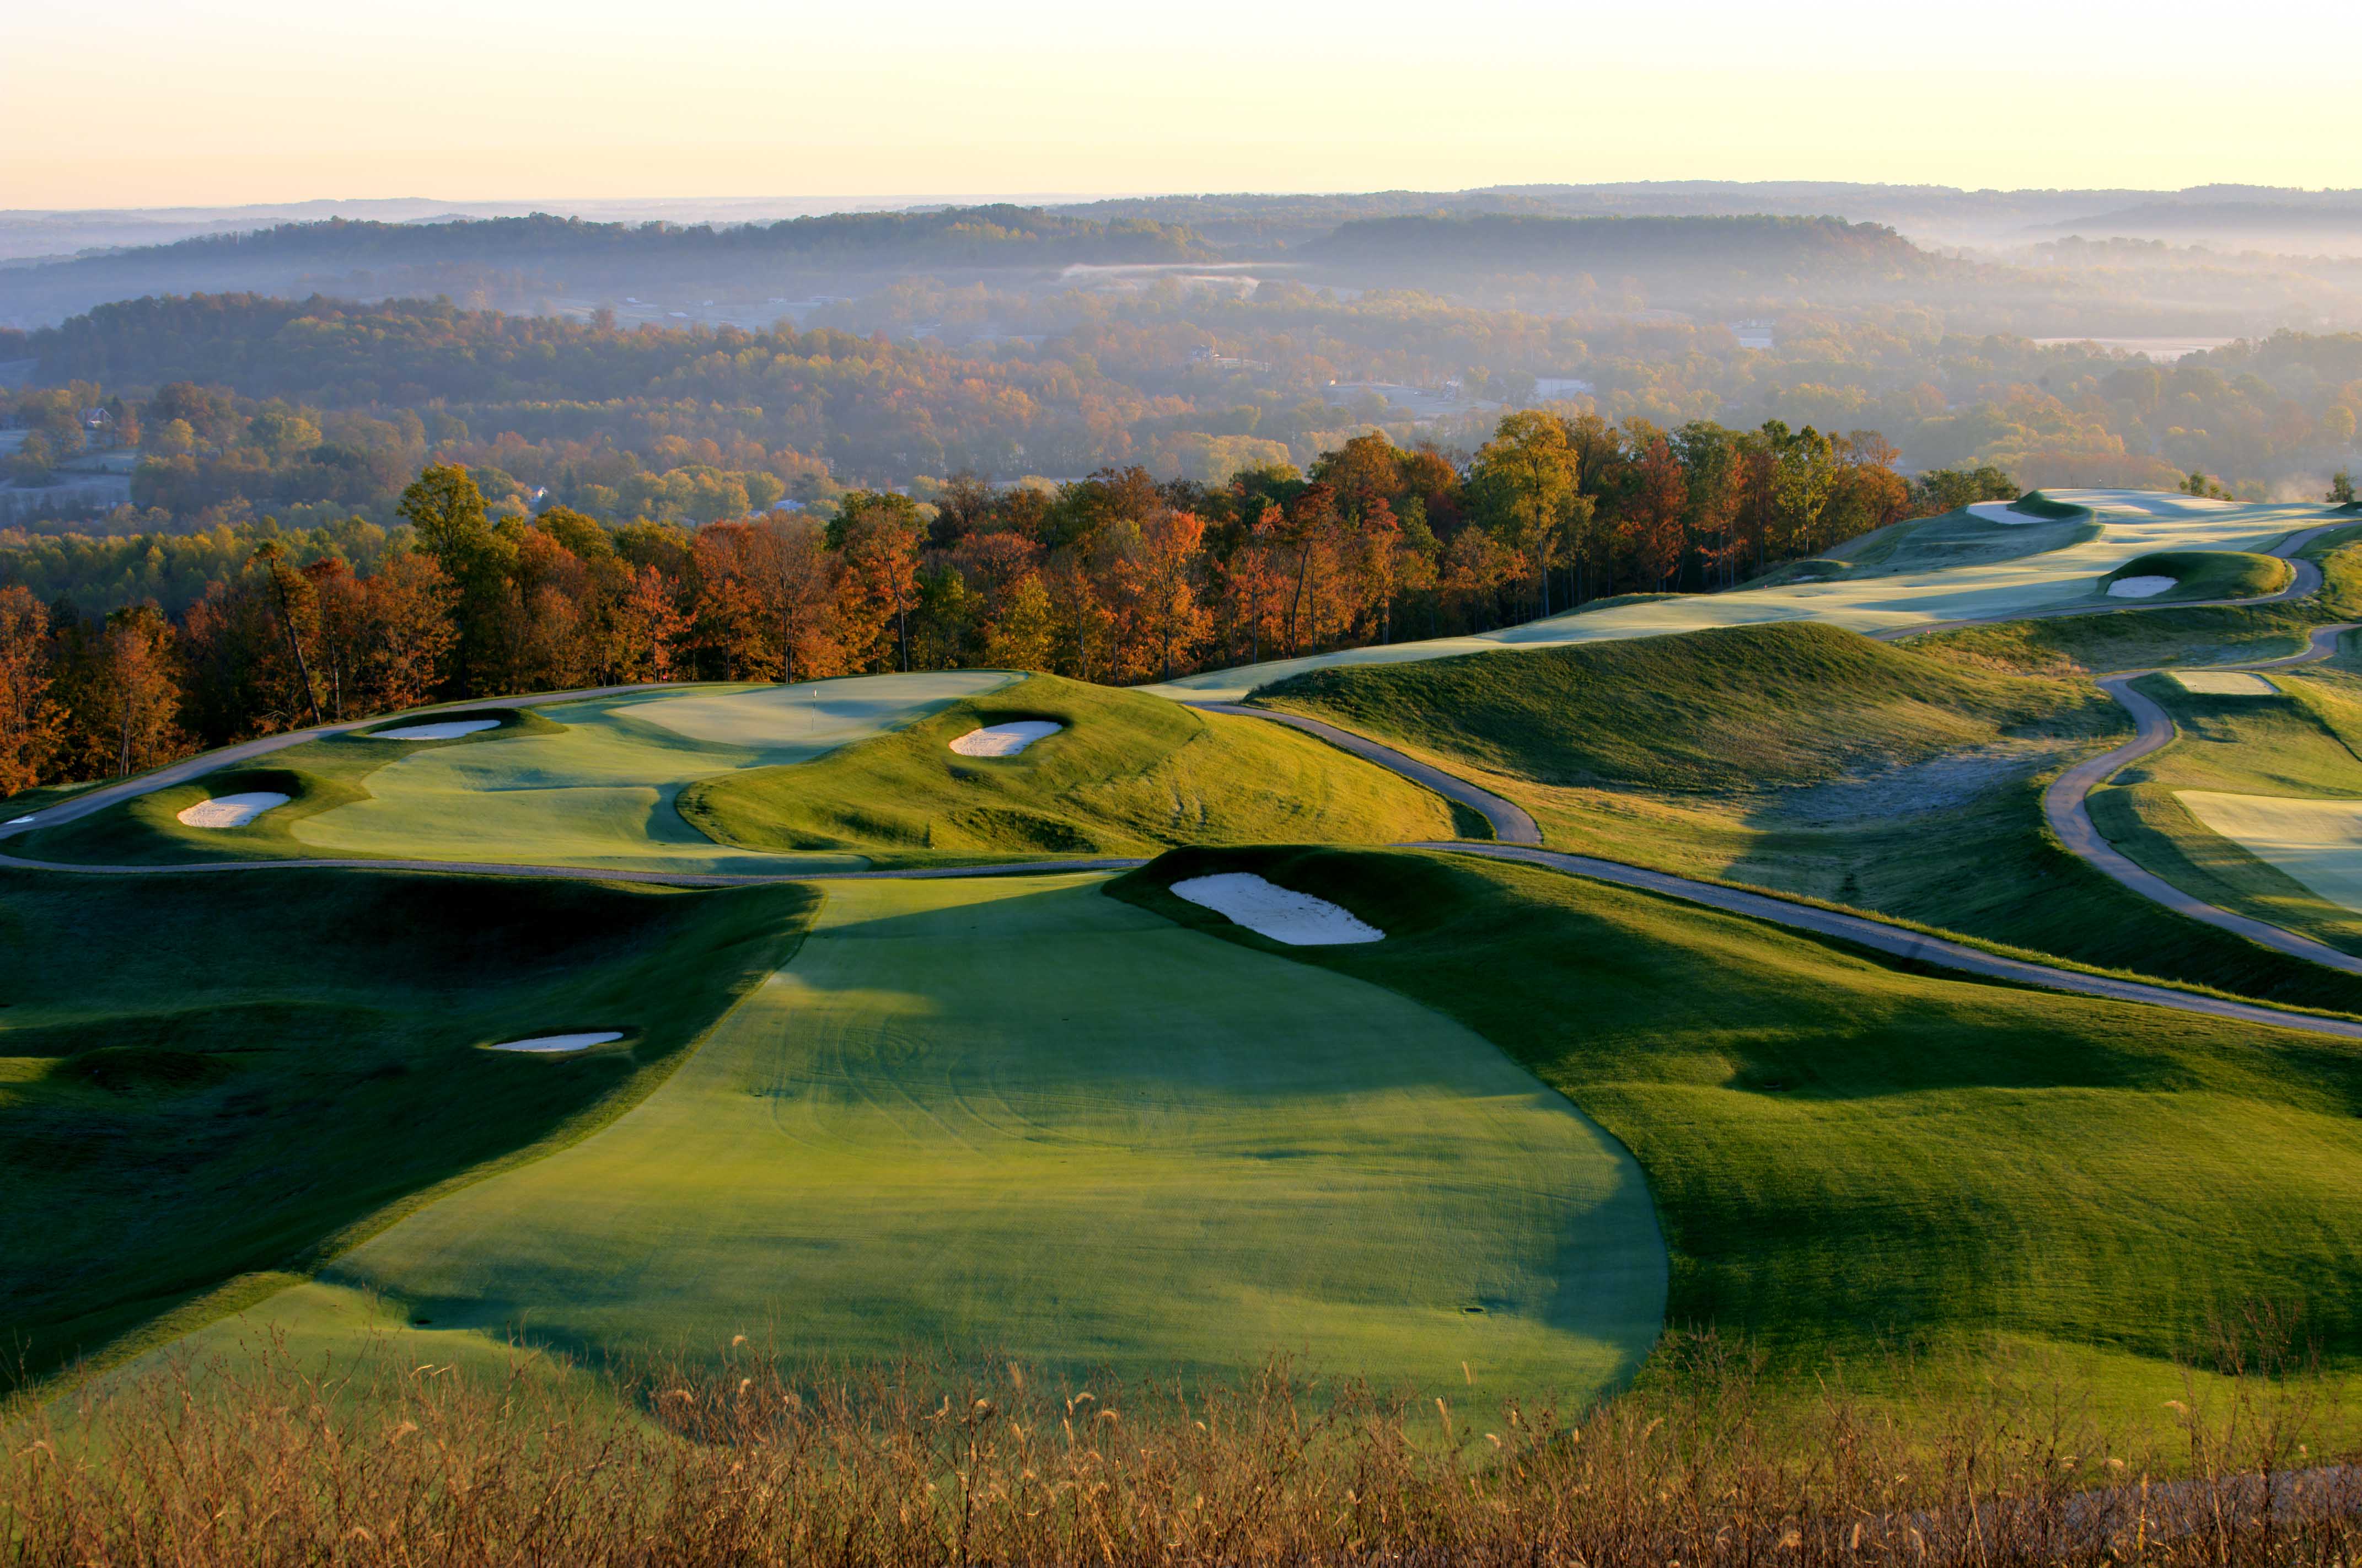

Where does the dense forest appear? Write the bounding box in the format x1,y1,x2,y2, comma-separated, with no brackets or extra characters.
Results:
0,414,1962,794
4,289,2360,543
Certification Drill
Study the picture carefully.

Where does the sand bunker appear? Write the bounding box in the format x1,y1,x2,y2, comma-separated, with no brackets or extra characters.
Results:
2108,575,2176,598
488,1032,625,1054
1171,873,1384,945
6,815,31,825
176,791,289,828
1967,501,2040,527
368,718,501,741
2167,670,2279,696
949,721,1063,757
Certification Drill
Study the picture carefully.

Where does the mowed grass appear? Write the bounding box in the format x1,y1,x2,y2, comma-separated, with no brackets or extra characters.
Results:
287,873,1663,1404
1115,846,2362,1394
0,867,816,1393
19,674,1014,873
1252,621,2362,1017
1918,531,2362,676
2088,670,2362,954
683,673,1464,863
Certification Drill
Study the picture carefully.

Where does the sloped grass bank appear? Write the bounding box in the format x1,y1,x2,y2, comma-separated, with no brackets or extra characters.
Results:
1251,621,2362,1016
1114,846,2362,1392
2102,550,2290,602
0,867,816,1393
682,672,1461,862
1253,621,2114,793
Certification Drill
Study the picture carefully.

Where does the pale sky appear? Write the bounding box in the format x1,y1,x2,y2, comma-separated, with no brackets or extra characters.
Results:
6,0,2359,208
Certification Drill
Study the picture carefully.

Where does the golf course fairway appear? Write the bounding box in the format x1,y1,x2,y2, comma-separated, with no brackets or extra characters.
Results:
1142,490,2328,702
255,872,1664,1401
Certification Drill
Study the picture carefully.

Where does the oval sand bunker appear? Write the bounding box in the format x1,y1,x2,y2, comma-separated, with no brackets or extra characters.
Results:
176,791,290,828
949,721,1062,757
368,718,501,741
1171,873,1384,946
489,1032,625,1054
2107,575,2176,598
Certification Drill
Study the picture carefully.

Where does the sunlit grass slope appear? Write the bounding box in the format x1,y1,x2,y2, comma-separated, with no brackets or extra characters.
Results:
1252,622,2362,1017
2089,670,2362,954
1115,846,2362,1393
682,673,1462,863
0,867,815,1393
296,872,1662,1403
1253,621,2107,792
20,673,1013,873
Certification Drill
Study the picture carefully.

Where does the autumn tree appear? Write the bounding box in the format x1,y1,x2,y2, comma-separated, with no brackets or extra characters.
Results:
0,587,65,796
830,492,925,673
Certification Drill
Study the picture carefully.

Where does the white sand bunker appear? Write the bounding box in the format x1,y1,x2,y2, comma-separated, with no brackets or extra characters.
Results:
1171,873,1384,946
1968,501,2039,527
2108,575,2177,598
488,1031,625,1054
949,721,1062,757
176,791,290,828
2167,670,2279,696
367,718,501,741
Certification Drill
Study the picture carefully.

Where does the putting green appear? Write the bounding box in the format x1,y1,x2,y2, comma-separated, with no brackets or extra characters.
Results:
291,673,1014,872
2176,791,2362,912
287,873,1663,1399
1145,491,2330,702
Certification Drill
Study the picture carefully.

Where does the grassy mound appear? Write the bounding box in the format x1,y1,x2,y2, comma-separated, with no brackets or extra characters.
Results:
2102,550,2290,602
1114,845,2362,1387
2008,489,2089,520
681,673,1463,862
1252,621,2111,793
0,867,815,1392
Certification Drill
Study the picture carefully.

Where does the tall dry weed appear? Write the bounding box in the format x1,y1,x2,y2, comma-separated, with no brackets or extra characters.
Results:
6,1324,2360,1566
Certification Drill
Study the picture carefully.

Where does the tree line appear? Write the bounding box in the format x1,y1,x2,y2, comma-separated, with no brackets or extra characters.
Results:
1,414,1964,795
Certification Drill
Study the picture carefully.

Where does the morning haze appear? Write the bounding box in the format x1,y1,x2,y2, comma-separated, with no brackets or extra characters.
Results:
7,3,2362,1562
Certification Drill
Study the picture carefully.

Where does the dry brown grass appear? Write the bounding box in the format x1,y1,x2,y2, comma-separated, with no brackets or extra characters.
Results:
7,1328,2360,1566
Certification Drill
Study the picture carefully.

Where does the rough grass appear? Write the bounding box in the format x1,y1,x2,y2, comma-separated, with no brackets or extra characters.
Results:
10,1331,2354,1567
1253,621,2115,794
681,673,1461,863
0,866,816,1394
1253,619,2362,1016
1114,846,2362,1389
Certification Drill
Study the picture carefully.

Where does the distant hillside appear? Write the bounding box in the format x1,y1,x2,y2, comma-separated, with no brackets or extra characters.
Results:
2043,199,2362,253
1298,213,1952,297
0,206,1213,329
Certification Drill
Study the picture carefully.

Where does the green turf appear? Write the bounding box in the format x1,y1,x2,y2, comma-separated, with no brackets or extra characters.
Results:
1253,622,2114,794
1114,846,2362,1390
682,673,1464,863
2101,550,2291,602
0,866,816,1393
19,674,1015,873
264,872,1664,1404
1251,621,2362,1016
